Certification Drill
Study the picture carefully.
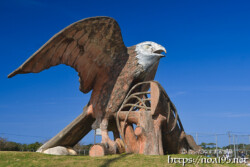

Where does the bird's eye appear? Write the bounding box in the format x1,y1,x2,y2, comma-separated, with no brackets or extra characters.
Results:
145,44,151,49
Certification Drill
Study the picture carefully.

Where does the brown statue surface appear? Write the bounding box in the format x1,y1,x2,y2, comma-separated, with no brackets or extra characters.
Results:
8,16,200,156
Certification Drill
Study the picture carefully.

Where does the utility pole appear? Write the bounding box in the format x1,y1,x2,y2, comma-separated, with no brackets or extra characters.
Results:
227,131,231,149
235,135,238,157
215,134,218,157
249,135,250,155
242,142,245,154
233,134,236,158
249,135,250,145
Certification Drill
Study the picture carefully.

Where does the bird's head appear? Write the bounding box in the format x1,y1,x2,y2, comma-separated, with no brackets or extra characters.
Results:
135,41,167,71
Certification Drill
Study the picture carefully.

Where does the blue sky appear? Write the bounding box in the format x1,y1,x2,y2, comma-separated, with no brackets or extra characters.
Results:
0,0,249,145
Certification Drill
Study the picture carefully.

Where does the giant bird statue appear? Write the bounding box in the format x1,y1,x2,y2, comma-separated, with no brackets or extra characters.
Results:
8,16,168,154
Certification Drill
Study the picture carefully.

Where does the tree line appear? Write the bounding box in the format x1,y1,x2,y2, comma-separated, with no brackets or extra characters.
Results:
199,142,250,150
0,137,93,153
0,137,42,151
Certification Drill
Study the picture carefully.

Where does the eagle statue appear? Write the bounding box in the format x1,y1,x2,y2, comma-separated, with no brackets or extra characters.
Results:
8,16,167,154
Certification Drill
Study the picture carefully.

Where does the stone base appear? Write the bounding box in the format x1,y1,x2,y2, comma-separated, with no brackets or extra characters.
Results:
37,146,77,155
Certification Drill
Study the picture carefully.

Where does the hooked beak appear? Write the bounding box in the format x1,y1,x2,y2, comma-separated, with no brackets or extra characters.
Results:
153,44,167,58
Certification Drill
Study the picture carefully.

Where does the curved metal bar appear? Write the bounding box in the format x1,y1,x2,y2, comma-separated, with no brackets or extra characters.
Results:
129,91,150,97
122,95,148,109
170,108,178,132
122,104,150,110
116,81,154,147
166,101,171,124
165,104,179,134
116,101,140,145
120,105,134,143
143,94,151,107
170,101,184,131
125,81,151,99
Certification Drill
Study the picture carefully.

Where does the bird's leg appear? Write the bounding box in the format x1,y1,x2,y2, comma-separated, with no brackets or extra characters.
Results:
100,116,118,154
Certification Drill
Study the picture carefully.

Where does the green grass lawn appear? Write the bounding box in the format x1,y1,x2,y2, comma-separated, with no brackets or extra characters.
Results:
0,151,246,167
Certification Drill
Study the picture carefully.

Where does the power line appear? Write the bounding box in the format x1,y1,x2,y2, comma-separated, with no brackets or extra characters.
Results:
0,132,49,139
187,132,250,136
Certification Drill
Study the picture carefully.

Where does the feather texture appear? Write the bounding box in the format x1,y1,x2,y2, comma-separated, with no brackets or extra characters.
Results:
8,17,127,93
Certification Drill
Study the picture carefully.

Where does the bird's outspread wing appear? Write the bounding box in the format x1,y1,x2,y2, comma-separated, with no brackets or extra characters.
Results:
8,17,127,93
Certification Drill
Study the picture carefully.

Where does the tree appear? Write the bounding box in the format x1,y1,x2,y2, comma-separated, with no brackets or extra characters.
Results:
27,142,42,151
207,143,216,148
200,142,207,149
4,142,20,151
0,137,7,151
